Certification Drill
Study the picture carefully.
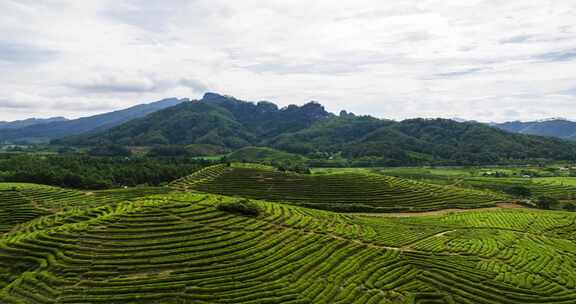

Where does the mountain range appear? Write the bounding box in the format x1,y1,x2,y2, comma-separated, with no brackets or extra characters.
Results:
0,98,186,143
0,117,67,130
55,93,576,165
493,119,576,141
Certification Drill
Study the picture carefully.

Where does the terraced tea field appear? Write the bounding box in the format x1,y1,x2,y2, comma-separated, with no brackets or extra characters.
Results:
171,164,507,212
465,177,576,199
0,183,169,234
370,167,576,200
1,192,576,303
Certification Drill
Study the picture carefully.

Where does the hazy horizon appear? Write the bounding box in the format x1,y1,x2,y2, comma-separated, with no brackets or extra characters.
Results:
1,0,575,122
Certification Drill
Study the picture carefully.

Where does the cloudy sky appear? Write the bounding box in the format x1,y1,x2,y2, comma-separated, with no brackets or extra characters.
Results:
1,0,575,122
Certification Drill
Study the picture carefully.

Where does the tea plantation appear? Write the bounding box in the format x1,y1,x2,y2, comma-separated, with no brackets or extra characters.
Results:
0,183,169,233
1,164,576,303
171,164,507,212
1,192,576,303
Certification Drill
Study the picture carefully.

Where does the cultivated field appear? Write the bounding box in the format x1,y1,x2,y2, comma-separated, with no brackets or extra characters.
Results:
0,183,169,233
171,164,506,212
1,192,576,303
1,163,576,303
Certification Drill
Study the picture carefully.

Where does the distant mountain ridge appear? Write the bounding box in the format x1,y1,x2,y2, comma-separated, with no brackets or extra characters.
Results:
0,98,186,143
493,119,576,141
0,117,68,130
59,92,576,165
59,93,332,148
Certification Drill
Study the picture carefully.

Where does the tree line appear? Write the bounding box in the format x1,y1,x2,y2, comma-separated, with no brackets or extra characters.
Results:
0,153,216,190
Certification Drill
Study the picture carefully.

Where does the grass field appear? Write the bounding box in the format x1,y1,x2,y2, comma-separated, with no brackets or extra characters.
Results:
1,191,576,303
171,164,507,212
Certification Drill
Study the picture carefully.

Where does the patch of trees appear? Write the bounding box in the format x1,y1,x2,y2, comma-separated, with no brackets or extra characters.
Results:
504,186,532,198
88,145,132,157
563,202,576,211
216,199,260,217
536,196,558,210
0,154,216,189
147,145,190,157
277,164,311,174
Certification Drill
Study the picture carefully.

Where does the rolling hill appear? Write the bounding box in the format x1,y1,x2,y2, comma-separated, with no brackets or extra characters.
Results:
0,183,169,233
0,98,186,143
60,92,576,165
170,164,506,212
494,119,576,141
2,189,576,303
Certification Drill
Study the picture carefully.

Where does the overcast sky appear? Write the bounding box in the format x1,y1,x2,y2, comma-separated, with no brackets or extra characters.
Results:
1,0,575,122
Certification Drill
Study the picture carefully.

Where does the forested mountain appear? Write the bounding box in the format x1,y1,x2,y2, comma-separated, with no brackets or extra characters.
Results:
0,98,186,143
0,117,67,130
60,93,332,148
494,119,576,140
59,93,576,165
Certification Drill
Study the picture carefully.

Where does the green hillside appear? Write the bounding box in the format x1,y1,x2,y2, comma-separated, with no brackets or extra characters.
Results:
60,93,331,149
0,98,185,143
0,183,168,233
59,93,576,165
372,167,576,200
226,146,307,163
465,177,576,199
171,164,506,212
2,191,576,303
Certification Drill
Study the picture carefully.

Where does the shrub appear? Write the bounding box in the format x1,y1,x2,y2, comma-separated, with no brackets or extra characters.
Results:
504,186,532,198
216,199,260,217
563,202,576,212
536,196,557,210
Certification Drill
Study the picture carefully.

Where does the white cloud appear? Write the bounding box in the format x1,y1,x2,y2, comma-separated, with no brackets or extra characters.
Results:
0,0,576,122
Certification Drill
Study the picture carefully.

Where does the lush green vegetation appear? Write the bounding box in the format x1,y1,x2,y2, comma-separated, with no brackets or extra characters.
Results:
0,154,213,189
58,93,576,166
374,166,576,200
2,161,576,302
3,81,576,302
0,183,168,233
185,143,229,156
226,146,307,164
216,199,261,217
171,164,506,212
2,191,576,303
0,98,184,144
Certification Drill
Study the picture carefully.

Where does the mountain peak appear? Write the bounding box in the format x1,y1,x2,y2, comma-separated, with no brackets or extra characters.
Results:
299,101,330,118
202,92,234,102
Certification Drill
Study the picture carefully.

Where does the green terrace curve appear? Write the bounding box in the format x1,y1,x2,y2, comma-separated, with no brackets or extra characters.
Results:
1,192,576,303
0,183,169,234
170,164,507,212
464,177,576,199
